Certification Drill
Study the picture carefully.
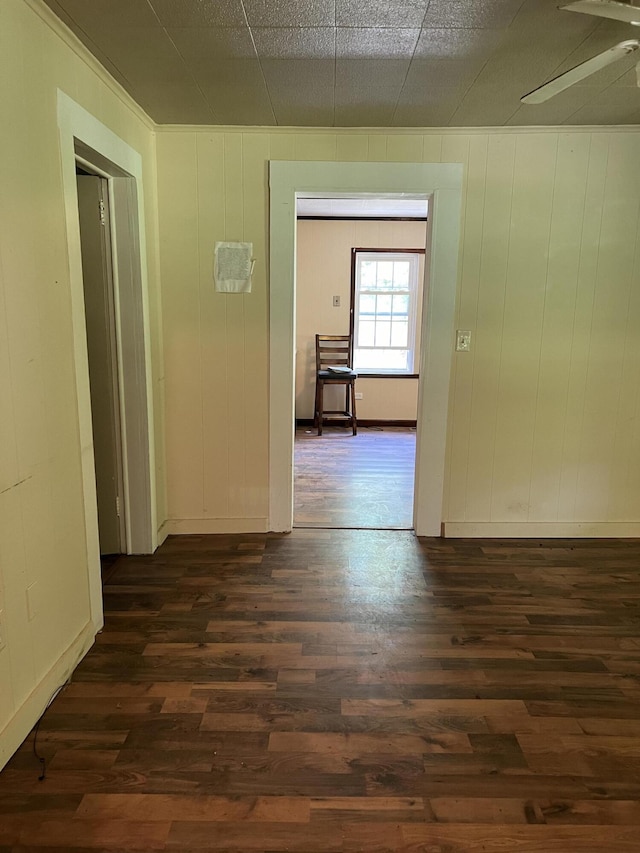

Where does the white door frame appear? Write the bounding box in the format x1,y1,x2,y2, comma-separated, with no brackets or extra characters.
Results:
58,91,157,631
268,160,463,536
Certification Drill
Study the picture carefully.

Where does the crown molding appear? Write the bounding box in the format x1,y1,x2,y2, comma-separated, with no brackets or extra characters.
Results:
23,0,155,132
158,123,640,135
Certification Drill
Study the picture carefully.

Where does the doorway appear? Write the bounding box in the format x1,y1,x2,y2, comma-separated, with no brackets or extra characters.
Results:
293,197,427,530
76,168,126,566
58,90,157,632
269,160,464,536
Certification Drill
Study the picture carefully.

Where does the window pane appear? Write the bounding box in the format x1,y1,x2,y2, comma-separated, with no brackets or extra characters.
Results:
393,262,410,288
355,348,409,370
391,320,408,347
377,261,393,288
374,320,391,347
358,320,375,347
377,294,392,316
359,293,376,317
360,261,376,288
391,293,409,318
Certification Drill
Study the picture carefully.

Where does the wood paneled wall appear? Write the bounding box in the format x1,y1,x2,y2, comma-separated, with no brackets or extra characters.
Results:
157,127,640,535
0,0,163,766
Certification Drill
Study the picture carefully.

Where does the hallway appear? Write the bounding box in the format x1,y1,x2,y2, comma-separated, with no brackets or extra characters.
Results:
2,531,640,850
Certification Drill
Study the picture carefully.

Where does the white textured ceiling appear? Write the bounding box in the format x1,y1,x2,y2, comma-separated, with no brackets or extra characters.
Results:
44,0,640,126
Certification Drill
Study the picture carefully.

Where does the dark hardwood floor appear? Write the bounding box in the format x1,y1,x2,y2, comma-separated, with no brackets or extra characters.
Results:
2,531,640,851
294,427,415,529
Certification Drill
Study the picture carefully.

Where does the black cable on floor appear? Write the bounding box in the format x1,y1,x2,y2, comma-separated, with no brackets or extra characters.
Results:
31,681,71,781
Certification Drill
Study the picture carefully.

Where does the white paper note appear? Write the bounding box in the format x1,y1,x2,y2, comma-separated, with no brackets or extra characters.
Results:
214,242,254,293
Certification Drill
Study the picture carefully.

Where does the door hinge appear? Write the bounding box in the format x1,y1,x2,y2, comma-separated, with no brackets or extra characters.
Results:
98,198,106,226
115,495,121,517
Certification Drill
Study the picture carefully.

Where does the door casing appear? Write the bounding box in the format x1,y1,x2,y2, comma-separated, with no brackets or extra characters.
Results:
268,161,463,536
58,91,157,632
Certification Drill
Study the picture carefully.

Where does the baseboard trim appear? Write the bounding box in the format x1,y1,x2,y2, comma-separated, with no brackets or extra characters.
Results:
164,518,269,535
156,520,170,548
0,620,96,771
296,419,416,428
442,521,640,538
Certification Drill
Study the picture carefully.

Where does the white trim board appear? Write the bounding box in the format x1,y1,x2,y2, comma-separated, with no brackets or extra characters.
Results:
269,161,463,536
164,518,269,535
443,522,640,538
57,90,157,633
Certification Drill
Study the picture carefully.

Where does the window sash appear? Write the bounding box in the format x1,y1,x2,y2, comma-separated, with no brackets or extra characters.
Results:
354,252,419,374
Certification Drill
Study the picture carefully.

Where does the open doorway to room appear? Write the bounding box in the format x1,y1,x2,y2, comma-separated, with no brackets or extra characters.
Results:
293,195,428,530
58,92,158,632
76,164,126,577
269,160,463,538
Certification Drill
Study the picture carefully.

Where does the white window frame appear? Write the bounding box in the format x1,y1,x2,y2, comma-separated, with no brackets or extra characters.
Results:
352,250,421,375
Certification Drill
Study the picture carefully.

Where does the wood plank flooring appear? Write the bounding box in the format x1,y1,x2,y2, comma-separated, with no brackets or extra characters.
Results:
294,427,415,529
3,530,640,851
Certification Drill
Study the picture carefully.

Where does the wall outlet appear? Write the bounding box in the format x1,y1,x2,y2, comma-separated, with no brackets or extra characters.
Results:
355,392,363,400
0,610,5,651
332,295,341,307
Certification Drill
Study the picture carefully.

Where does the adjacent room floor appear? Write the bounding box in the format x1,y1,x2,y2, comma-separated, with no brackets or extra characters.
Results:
2,531,640,851
294,426,416,529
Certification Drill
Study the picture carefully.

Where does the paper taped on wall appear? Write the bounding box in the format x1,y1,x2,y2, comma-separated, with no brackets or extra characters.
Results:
214,241,254,292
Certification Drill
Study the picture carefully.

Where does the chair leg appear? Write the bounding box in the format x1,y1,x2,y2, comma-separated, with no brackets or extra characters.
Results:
351,381,357,436
314,378,320,432
317,380,324,436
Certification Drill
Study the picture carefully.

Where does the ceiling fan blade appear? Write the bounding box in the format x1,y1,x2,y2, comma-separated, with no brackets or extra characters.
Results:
521,39,640,103
560,0,640,25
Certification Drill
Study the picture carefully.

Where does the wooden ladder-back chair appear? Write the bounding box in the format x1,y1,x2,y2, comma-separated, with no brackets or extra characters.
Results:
314,334,357,435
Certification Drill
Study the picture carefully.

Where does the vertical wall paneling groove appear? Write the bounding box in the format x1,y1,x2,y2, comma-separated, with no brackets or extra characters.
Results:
576,134,640,522
242,132,270,518
159,133,203,521
490,134,558,522
422,134,443,163
336,134,369,162
446,134,481,522
557,133,609,522
528,133,590,522
223,134,247,520
463,134,516,522
198,132,229,520
611,173,640,521
367,135,387,161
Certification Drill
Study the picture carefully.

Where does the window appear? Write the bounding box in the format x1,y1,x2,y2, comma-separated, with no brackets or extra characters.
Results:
351,250,423,375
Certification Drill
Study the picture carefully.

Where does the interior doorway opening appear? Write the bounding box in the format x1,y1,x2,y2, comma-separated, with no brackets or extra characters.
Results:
76,165,126,571
269,160,463,537
70,140,155,565
58,91,158,632
293,194,428,530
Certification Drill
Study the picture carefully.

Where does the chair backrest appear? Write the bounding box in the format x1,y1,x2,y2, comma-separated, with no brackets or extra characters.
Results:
315,334,353,371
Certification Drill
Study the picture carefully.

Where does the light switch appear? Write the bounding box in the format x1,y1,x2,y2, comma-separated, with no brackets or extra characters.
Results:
456,330,471,352
333,295,340,307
